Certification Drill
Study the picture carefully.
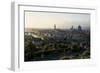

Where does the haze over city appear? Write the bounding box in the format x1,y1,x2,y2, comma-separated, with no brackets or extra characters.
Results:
25,11,90,29
24,11,90,61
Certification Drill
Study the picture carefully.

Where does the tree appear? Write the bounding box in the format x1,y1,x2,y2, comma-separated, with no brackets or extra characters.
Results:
24,35,36,61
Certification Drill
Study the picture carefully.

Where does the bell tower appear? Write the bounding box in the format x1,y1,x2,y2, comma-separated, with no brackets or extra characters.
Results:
54,24,56,30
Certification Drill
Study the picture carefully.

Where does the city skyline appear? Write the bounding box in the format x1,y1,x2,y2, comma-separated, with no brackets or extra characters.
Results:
25,11,90,29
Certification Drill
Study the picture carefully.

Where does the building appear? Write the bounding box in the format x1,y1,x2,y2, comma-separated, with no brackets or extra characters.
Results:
78,25,82,31
54,24,56,30
70,26,74,30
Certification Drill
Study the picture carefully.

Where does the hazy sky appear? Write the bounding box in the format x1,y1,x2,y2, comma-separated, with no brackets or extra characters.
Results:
25,11,90,29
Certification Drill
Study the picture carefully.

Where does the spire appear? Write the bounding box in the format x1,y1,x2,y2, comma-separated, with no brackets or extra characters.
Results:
54,24,56,30
71,26,73,30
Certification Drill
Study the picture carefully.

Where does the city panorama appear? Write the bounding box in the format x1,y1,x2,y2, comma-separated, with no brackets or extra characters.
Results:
24,11,90,61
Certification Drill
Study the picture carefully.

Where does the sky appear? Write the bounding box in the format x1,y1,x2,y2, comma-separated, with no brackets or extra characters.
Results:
25,11,90,29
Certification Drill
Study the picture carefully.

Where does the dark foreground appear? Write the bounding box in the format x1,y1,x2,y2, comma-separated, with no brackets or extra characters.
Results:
24,29,90,61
